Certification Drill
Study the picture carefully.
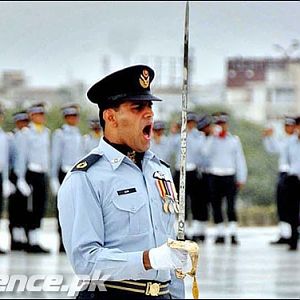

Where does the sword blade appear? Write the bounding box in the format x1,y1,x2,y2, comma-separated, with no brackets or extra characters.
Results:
177,1,189,241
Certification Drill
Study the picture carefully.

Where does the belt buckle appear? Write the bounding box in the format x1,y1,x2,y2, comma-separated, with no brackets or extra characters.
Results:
145,282,160,296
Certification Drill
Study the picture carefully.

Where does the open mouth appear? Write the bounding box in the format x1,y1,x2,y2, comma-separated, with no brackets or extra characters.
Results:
142,124,152,140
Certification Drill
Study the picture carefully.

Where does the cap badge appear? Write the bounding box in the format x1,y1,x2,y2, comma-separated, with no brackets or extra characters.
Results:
139,69,150,88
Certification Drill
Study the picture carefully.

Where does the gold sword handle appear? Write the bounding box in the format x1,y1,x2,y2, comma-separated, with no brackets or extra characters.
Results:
167,238,200,299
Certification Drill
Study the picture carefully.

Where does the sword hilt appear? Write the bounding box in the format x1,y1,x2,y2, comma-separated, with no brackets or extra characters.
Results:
167,238,199,299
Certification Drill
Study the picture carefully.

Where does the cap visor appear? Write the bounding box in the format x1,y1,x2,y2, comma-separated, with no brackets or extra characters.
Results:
123,94,162,102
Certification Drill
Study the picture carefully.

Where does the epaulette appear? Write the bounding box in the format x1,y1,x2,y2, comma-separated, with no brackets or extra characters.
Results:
71,154,102,172
159,159,170,168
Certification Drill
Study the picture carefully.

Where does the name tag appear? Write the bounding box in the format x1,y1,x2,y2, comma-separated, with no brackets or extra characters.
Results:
117,188,137,196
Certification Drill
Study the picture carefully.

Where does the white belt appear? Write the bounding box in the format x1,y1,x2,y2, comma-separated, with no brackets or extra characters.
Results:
209,167,235,176
61,165,73,173
199,167,210,174
28,163,46,173
176,163,197,172
186,163,197,172
279,164,289,173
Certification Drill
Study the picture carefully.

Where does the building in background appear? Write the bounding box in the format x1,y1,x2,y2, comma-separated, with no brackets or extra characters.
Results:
0,71,88,110
225,57,300,124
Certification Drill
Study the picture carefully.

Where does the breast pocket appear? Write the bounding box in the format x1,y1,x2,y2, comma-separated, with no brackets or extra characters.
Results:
112,190,149,235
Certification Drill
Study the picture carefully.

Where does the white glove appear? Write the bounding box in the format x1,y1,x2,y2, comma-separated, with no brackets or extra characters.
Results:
17,178,32,197
181,252,193,273
2,180,16,198
149,242,189,271
50,177,60,196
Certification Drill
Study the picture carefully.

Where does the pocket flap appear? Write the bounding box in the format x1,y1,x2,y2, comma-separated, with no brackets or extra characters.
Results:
113,192,146,213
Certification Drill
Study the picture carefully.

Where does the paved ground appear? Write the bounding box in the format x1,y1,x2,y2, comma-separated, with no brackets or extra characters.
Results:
0,219,299,299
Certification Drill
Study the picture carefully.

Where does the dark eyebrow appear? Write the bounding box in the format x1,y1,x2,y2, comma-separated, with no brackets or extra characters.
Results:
130,101,152,107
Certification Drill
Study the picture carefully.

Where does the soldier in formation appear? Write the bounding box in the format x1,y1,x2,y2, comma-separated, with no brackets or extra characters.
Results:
83,118,102,154
0,107,16,253
15,103,51,253
8,111,30,251
262,116,296,245
50,103,84,253
281,116,300,251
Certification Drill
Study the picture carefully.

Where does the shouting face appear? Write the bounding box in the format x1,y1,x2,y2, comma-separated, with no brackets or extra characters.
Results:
104,100,154,152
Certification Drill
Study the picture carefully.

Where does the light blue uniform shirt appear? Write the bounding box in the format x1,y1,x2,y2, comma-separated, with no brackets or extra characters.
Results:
58,138,184,298
51,124,85,177
15,123,50,178
263,134,296,173
0,128,9,181
150,135,173,164
196,133,211,173
83,132,101,155
282,135,300,176
172,128,204,171
7,131,15,173
203,133,248,183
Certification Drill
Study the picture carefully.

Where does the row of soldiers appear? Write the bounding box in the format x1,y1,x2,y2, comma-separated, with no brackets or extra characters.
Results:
1,103,299,253
0,102,102,254
262,116,300,251
151,111,248,246
151,112,300,251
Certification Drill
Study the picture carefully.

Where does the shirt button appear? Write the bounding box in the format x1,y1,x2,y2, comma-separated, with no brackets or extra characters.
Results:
131,207,136,212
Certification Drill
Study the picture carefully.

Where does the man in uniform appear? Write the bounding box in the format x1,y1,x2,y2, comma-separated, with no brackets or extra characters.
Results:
0,107,16,254
83,118,102,154
191,114,213,243
58,65,190,299
50,103,84,253
262,116,296,245
150,120,172,164
15,103,50,253
282,116,300,251
205,112,247,245
8,111,30,251
172,112,203,238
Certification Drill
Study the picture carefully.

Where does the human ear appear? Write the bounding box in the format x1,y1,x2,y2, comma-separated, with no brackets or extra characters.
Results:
103,109,117,126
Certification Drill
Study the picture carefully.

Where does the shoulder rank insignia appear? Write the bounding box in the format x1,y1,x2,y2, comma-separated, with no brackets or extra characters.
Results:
159,159,170,168
71,154,102,172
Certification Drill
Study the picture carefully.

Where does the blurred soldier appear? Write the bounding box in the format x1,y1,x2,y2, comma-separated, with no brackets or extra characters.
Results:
58,65,189,299
8,111,29,251
0,107,16,254
83,118,102,154
262,116,296,245
15,103,50,253
192,114,213,243
282,116,300,251
205,112,247,245
167,119,181,174
172,112,203,237
50,103,84,253
150,120,172,164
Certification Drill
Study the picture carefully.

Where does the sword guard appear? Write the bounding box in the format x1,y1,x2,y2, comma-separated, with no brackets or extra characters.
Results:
167,238,200,298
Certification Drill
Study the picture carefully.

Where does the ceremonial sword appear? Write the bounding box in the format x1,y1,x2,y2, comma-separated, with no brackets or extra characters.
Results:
167,2,200,299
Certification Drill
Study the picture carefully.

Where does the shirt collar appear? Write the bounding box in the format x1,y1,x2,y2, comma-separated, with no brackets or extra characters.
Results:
29,122,44,133
97,137,161,171
62,124,79,132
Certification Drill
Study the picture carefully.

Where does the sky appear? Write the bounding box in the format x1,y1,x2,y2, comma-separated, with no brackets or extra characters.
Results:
1,1,300,88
